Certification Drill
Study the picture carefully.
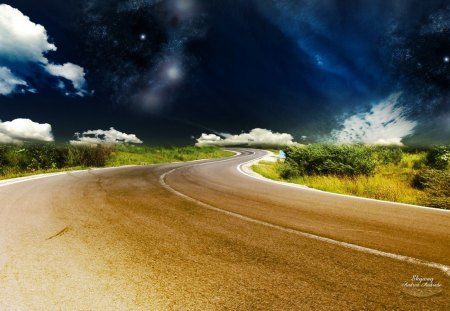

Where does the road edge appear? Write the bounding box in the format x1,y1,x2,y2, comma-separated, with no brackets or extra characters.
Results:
236,149,450,214
0,151,238,188
160,150,450,277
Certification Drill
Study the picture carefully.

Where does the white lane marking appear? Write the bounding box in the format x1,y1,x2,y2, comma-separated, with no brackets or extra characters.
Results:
0,172,67,188
0,152,244,189
236,150,450,214
0,151,245,189
0,166,142,188
160,153,450,277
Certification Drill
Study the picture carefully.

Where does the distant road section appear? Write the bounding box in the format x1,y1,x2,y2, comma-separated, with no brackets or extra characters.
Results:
0,149,449,310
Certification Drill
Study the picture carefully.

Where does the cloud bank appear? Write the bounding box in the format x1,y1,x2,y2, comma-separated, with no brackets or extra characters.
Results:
0,118,54,143
0,4,88,96
196,128,297,146
70,127,143,145
332,93,417,145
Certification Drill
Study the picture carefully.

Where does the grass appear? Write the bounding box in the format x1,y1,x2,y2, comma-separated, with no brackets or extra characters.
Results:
0,144,233,181
252,152,428,206
106,145,234,166
252,161,283,181
0,165,86,181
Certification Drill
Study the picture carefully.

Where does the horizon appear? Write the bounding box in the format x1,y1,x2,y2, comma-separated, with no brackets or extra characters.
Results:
1,1,450,146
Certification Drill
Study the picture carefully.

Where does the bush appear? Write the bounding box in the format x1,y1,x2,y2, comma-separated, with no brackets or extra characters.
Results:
285,144,376,177
68,145,112,167
277,160,300,179
412,159,426,169
0,144,113,177
375,147,404,165
412,170,450,209
426,146,450,170
23,144,68,171
0,146,8,175
411,170,437,190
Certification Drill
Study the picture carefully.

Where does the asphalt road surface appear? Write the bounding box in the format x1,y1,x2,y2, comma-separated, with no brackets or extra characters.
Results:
0,149,449,310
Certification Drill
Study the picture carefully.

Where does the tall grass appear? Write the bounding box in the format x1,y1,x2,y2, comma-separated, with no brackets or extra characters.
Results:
0,144,233,180
0,144,113,178
253,160,426,205
253,145,449,209
106,145,234,166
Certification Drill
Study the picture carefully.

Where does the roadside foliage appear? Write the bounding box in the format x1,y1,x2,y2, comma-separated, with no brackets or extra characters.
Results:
265,144,450,209
0,144,231,179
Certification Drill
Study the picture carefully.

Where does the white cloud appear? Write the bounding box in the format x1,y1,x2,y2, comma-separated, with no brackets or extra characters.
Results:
70,127,143,145
197,133,222,143
0,4,56,64
0,118,54,143
45,63,87,96
0,67,29,95
196,128,297,146
0,4,89,96
332,93,417,145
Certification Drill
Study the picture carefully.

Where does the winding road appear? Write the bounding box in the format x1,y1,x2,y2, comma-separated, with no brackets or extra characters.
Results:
0,149,449,310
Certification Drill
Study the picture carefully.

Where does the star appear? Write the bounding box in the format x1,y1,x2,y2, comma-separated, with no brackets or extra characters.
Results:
443,56,449,63
139,33,146,41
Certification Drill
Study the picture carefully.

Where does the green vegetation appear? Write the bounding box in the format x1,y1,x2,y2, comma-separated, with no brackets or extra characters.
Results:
106,144,234,166
282,144,376,177
253,145,450,209
0,144,233,180
425,145,450,170
412,170,450,209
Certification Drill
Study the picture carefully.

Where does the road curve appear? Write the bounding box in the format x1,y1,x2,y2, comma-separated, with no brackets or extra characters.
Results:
0,149,449,310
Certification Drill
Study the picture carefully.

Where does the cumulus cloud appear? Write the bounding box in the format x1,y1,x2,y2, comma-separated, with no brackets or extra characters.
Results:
70,127,143,145
0,118,54,143
197,133,222,143
45,63,88,96
0,67,31,95
0,4,56,64
196,128,297,146
332,93,417,145
0,4,88,96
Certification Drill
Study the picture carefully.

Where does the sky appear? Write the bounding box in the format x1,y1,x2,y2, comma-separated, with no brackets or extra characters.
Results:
0,0,449,146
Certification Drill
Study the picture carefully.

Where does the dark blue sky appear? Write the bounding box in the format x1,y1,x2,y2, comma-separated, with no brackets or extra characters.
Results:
1,0,449,145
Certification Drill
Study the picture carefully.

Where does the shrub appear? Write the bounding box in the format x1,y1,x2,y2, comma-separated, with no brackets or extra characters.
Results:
285,144,376,177
412,170,450,209
0,143,230,178
277,161,300,179
375,147,404,165
411,170,437,190
68,145,112,167
426,146,450,170
0,143,116,177
22,144,68,171
412,159,426,169
0,145,8,175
